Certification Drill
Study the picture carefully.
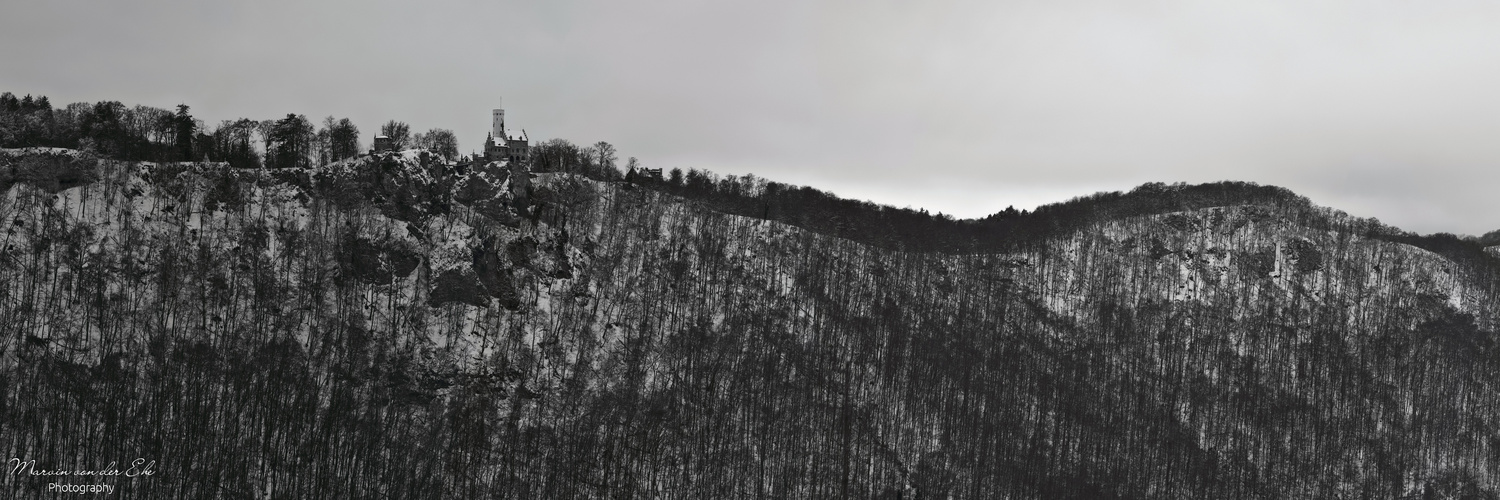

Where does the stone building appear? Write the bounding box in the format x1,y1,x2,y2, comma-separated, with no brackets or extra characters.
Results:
483,100,528,163
372,135,395,153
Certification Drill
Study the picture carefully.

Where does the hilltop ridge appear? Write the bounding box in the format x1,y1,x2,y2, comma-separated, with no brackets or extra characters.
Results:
2,148,1500,498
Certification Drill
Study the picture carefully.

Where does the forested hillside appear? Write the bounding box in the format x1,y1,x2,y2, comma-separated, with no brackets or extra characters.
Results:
2,147,1500,498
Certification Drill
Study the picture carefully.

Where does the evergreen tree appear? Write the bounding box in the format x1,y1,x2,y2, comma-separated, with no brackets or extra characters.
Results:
328,117,360,162
174,104,196,160
269,114,314,168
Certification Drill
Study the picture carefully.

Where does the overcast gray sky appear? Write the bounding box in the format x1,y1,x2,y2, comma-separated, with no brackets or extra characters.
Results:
4,0,1499,235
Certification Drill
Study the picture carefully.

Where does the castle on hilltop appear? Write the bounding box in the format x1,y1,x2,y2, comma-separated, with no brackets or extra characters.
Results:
483,100,528,163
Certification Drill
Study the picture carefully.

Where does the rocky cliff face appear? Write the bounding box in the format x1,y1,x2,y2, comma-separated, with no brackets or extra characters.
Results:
2,148,1498,498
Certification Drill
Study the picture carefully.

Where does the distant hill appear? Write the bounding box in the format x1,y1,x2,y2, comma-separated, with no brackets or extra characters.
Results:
2,148,1499,498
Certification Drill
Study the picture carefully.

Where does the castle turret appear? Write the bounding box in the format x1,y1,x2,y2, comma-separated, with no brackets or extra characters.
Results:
492,104,505,138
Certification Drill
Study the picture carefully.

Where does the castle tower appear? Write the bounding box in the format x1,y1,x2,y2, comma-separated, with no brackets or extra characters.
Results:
485,99,526,163
485,101,508,162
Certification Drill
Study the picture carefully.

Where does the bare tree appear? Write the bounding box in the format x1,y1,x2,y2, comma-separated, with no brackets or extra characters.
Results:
317,116,360,164
414,128,458,161
381,120,411,150
592,141,616,169
257,119,276,159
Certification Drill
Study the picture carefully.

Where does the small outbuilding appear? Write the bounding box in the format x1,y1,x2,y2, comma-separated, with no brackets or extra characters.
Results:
373,135,395,153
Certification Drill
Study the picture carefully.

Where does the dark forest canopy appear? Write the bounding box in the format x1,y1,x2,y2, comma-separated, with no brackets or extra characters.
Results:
536,138,1500,277
0,91,366,169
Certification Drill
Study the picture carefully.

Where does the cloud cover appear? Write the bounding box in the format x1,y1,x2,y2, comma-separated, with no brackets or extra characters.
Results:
3,0,1498,234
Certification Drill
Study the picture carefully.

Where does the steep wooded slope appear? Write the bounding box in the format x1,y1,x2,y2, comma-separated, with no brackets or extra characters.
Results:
2,148,1498,498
